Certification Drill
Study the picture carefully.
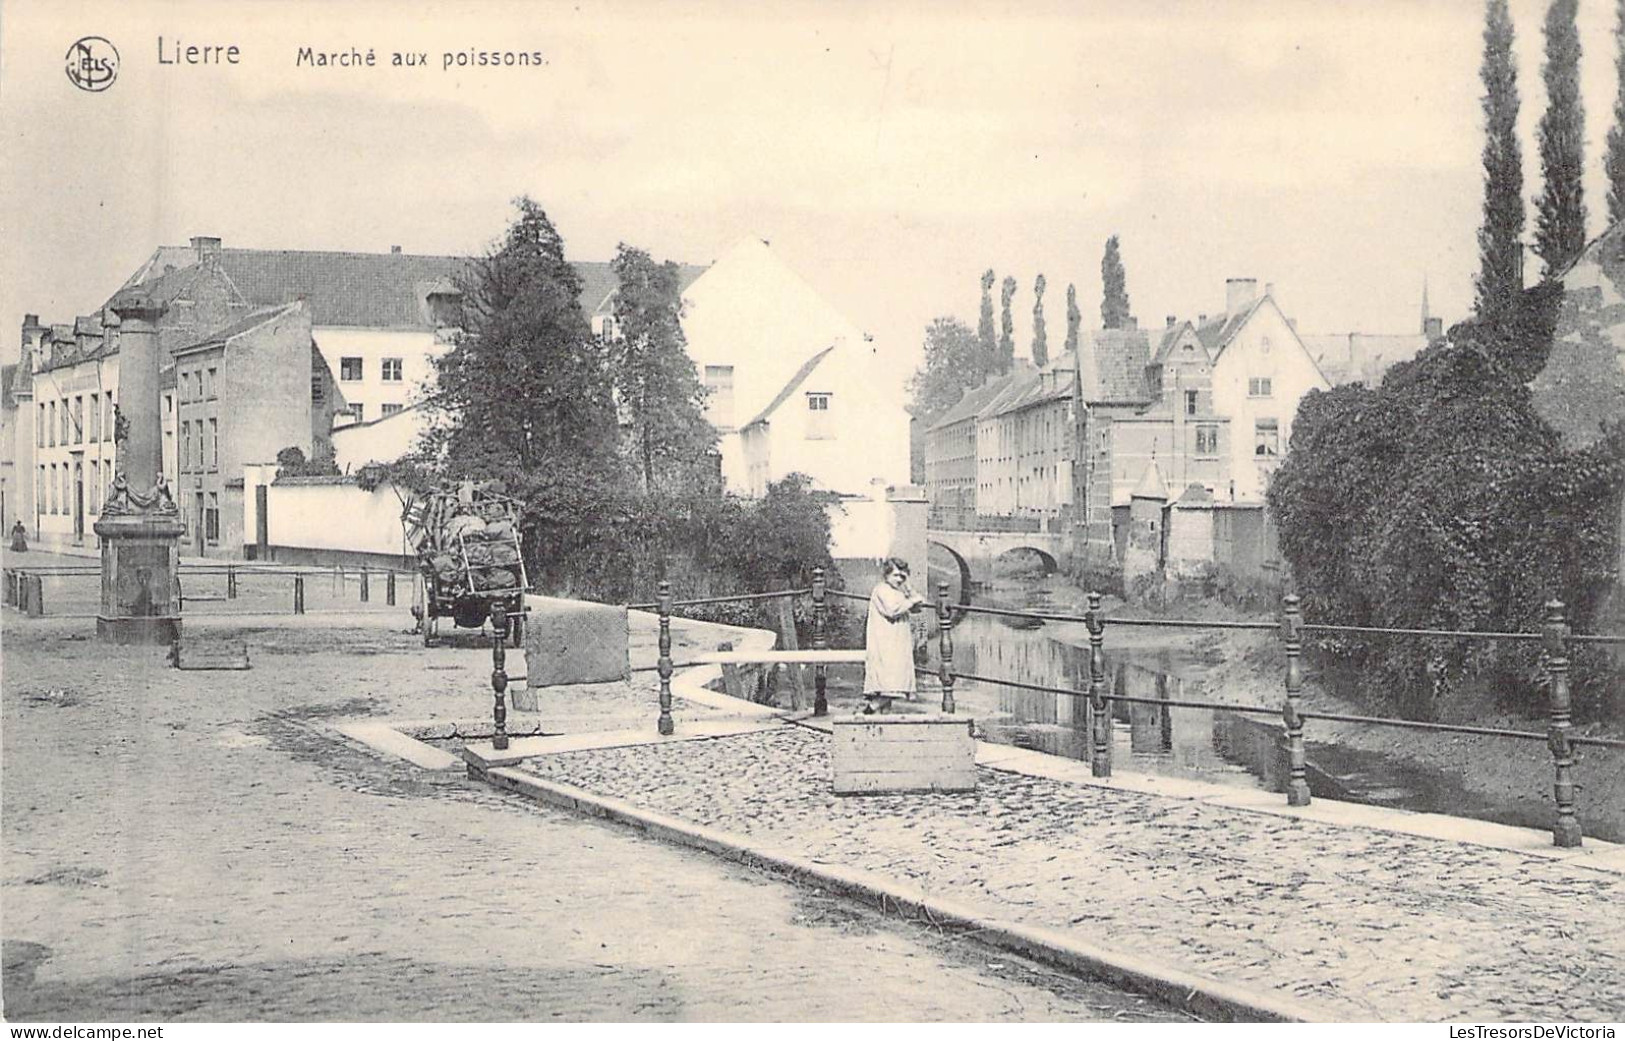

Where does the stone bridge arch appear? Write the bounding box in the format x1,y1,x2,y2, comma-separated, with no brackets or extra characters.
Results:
927,540,974,601
996,545,1059,574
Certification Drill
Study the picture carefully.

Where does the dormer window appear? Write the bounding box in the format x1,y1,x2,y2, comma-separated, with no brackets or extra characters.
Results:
426,291,463,329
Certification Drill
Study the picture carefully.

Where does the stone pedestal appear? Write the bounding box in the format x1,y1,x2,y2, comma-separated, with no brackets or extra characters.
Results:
94,513,185,644
832,713,977,794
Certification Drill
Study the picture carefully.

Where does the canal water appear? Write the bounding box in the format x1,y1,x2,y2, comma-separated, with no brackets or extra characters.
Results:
928,566,1620,841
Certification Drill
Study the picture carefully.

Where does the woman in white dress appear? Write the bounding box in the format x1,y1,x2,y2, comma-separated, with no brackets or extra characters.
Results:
862,557,925,714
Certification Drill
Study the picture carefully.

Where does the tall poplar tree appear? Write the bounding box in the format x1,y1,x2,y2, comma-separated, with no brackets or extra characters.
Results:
1031,274,1049,367
1476,0,1525,315
999,276,1017,371
1535,0,1588,275
978,269,1000,373
1101,236,1131,329
1606,0,1625,225
1064,283,1081,355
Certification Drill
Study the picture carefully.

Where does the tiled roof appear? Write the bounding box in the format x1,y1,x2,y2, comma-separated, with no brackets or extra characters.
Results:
121,246,709,328
1087,329,1153,403
173,303,302,355
927,376,1013,432
984,367,1072,420
742,346,836,429
1131,458,1168,500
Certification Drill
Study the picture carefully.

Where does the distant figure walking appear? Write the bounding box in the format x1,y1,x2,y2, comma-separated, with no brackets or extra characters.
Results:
9,520,27,554
863,557,925,714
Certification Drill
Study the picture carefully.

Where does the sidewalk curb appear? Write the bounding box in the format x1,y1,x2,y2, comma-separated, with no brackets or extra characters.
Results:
473,761,1325,1024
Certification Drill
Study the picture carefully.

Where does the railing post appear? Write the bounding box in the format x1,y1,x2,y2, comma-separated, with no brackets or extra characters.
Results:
657,580,675,736
293,575,305,615
937,579,955,714
25,573,44,618
1544,599,1581,847
1282,594,1311,806
226,565,237,599
386,571,397,606
812,567,828,717
360,570,370,603
491,602,509,751
1086,591,1110,777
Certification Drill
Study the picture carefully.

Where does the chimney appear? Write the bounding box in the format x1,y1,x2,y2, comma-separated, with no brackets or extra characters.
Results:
22,313,40,330
191,236,222,264
1165,315,1176,328
1198,313,1207,325
1225,278,1258,318
390,245,402,254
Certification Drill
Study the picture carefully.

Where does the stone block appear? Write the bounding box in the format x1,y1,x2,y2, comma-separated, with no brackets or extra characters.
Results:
516,595,629,708
832,713,977,794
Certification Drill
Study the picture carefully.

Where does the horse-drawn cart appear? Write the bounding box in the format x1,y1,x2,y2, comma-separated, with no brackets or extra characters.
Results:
402,484,528,647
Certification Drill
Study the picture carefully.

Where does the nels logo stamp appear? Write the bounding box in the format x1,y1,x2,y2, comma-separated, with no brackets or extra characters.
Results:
66,36,119,92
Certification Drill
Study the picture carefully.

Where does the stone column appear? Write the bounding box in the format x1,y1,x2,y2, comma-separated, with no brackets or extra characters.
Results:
93,289,184,644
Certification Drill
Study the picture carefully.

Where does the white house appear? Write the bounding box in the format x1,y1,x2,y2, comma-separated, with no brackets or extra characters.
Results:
684,237,910,498
1183,279,1331,504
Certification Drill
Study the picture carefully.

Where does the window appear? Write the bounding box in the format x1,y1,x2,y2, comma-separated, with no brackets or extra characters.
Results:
36,466,43,513
381,358,403,382
61,401,69,445
37,403,43,447
49,463,56,513
181,422,191,472
90,393,101,441
1184,389,1198,416
340,357,363,381
89,461,99,515
206,367,217,399
312,371,325,404
1196,424,1219,456
1255,418,1279,457
381,403,403,417
74,396,84,444
209,418,219,469
1248,377,1273,398
104,396,115,442
205,492,219,542
48,402,56,447
703,365,735,427
349,403,364,422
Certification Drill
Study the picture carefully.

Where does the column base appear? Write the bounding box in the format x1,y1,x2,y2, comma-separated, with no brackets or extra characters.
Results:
97,615,181,645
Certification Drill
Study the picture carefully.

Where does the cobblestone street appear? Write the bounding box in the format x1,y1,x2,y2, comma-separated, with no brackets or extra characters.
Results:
515,726,1625,1022
0,610,1187,1022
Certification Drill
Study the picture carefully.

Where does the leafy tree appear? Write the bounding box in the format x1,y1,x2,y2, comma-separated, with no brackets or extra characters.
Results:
1270,287,1623,723
1064,283,1081,356
1031,274,1049,367
978,270,999,371
1534,0,1588,276
907,316,991,422
999,276,1017,371
418,196,623,588
1101,235,1131,329
1477,0,1525,316
1606,0,1625,225
610,243,717,494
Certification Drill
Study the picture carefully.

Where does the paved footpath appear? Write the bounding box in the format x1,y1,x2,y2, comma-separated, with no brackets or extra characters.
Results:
502,704,1625,1023
1,610,1188,1022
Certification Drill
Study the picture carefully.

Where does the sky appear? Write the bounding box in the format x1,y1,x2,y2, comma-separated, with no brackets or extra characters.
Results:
3,0,1622,397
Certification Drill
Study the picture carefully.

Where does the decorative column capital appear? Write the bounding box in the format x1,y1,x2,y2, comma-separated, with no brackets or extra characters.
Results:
108,288,168,325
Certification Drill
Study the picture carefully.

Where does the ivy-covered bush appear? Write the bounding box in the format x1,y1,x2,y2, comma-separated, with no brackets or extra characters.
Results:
1268,286,1624,723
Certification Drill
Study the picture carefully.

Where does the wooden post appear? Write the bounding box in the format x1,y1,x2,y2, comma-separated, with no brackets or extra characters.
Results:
491,602,509,751
1544,599,1581,847
774,592,806,709
657,580,674,736
359,570,370,603
1086,591,1110,777
226,565,237,599
293,575,305,615
937,579,955,714
386,571,397,606
24,573,44,618
1282,594,1311,807
812,567,828,716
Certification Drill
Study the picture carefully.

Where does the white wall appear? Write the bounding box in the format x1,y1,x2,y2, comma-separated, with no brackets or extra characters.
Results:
1211,299,1329,503
315,327,442,425
262,479,408,556
332,406,426,471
